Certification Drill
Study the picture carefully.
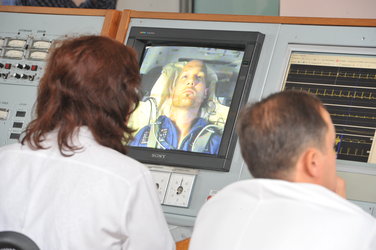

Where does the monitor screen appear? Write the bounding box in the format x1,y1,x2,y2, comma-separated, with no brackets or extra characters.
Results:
129,45,244,156
282,45,376,165
126,27,264,171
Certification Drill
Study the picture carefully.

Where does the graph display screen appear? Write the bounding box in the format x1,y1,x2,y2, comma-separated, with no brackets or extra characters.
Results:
283,48,376,164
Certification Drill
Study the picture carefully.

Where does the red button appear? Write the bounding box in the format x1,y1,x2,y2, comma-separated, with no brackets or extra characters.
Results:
31,65,38,71
5,63,11,69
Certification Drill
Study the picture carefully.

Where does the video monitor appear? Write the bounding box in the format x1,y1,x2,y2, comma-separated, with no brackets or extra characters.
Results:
130,45,244,155
126,27,264,171
282,45,376,165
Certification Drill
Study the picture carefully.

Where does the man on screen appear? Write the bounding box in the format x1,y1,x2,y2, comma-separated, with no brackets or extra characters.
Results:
130,60,222,154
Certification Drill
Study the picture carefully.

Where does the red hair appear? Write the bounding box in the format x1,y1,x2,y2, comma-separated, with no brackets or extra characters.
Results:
22,35,140,155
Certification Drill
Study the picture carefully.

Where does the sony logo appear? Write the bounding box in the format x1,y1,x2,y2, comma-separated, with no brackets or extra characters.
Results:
151,153,166,159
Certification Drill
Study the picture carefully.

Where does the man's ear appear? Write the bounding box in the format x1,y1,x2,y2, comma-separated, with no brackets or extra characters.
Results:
300,148,322,178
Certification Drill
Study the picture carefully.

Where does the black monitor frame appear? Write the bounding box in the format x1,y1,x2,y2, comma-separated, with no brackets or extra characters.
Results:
126,27,264,171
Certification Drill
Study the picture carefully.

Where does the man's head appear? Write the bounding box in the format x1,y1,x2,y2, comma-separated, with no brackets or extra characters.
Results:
170,60,208,110
237,91,337,191
23,35,140,155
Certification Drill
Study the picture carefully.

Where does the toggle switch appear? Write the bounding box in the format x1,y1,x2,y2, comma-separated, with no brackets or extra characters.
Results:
28,74,35,81
2,73,9,79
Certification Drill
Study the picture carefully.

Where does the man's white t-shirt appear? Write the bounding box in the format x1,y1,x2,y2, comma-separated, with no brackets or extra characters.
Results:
189,179,376,250
0,127,175,250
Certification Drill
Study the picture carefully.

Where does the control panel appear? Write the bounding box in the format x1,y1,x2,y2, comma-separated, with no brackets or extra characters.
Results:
123,14,376,227
0,34,50,146
0,7,117,146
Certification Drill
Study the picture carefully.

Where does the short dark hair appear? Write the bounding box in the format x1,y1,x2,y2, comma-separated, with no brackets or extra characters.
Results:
22,35,141,155
236,90,328,179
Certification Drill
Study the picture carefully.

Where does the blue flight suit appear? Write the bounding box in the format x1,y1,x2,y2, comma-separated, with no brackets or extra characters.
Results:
130,115,222,155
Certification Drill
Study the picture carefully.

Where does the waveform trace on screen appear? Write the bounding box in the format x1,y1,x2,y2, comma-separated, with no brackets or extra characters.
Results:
283,50,376,164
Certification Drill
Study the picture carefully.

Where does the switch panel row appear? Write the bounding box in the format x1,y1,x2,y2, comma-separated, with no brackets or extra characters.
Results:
149,166,197,208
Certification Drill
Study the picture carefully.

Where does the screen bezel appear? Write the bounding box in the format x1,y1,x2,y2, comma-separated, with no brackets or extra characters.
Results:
126,27,264,171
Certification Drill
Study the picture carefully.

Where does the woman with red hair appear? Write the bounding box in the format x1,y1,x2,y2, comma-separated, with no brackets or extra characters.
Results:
0,35,175,250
